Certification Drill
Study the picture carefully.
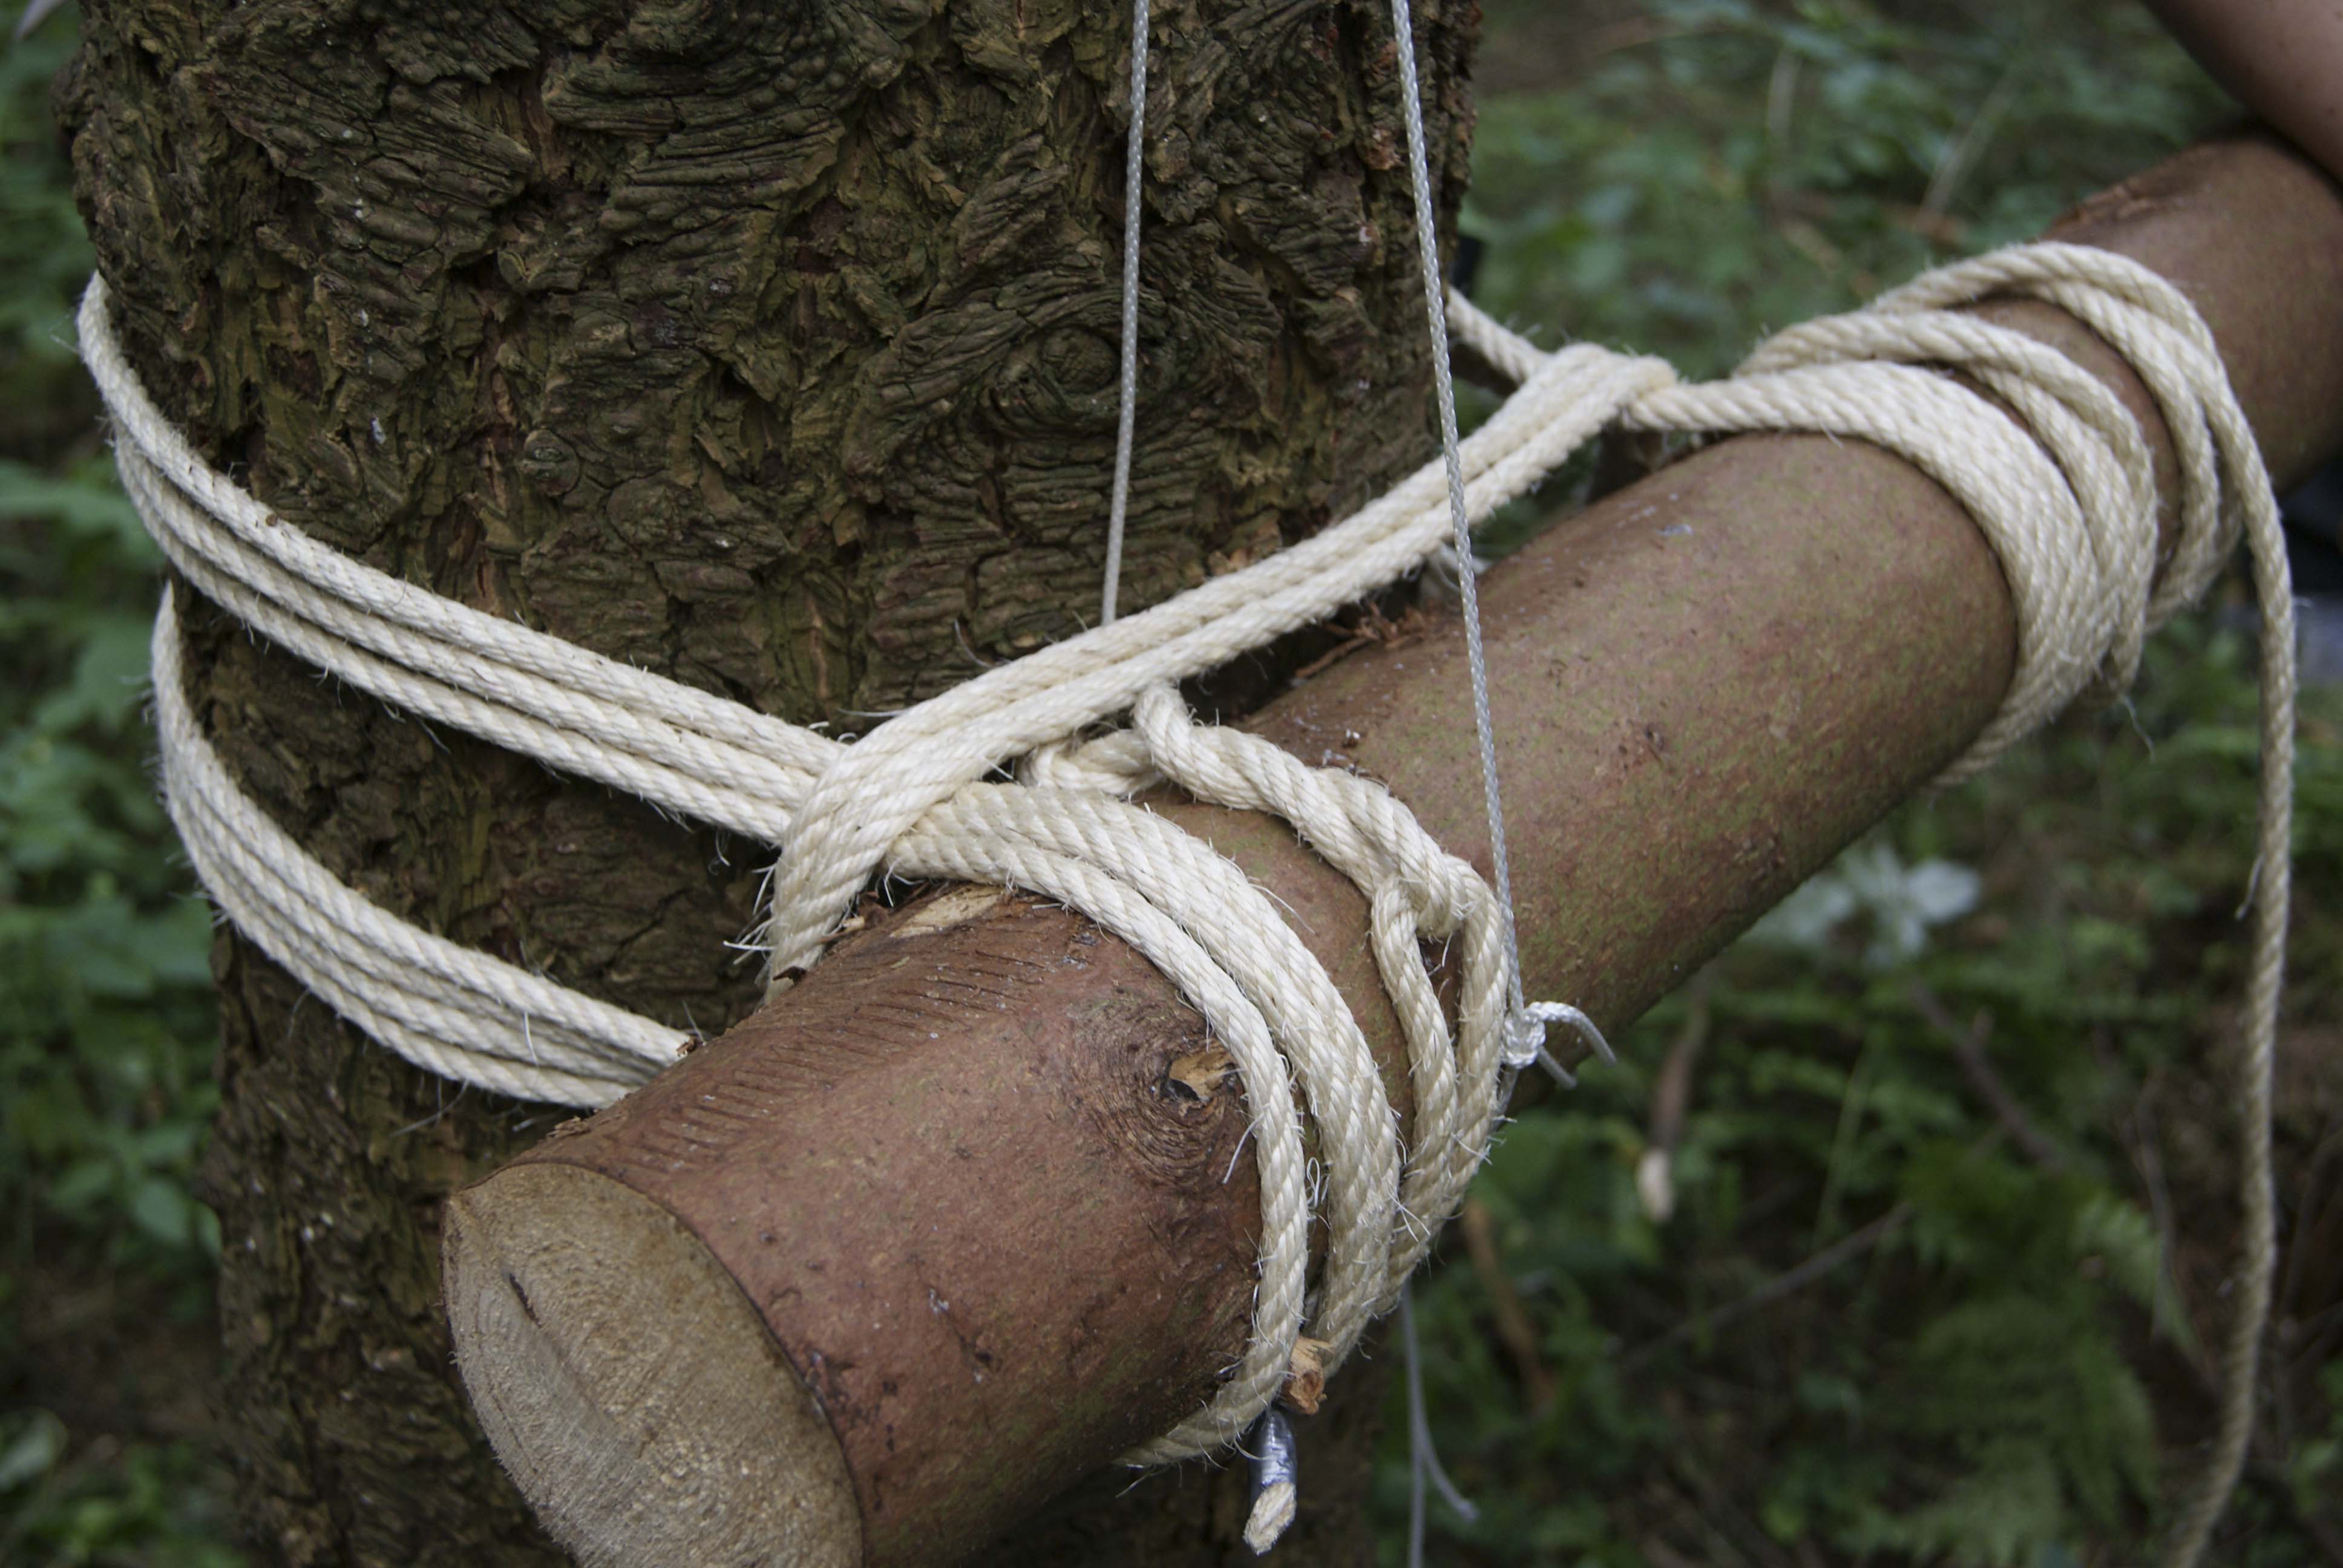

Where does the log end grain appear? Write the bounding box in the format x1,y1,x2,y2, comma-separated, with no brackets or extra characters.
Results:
444,1164,862,1568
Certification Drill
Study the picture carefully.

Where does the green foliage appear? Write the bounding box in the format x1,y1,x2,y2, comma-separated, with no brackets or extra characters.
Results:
0,1408,241,1568
1,2,243,1560
1380,4,2343,1564
0,0,98,444
1,454,223,1279
1466,0,2229,377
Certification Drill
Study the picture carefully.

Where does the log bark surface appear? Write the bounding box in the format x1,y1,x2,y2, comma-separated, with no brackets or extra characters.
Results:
59,0,1477,1560
455,892,1258,1564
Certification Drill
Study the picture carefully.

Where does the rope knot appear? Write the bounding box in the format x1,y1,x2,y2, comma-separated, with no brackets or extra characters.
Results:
1503,999,1617,1083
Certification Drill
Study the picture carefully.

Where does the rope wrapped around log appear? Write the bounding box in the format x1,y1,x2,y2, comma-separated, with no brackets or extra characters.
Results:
97,200,2293,1566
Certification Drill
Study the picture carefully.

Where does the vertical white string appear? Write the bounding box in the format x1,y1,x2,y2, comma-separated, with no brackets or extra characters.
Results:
1383,0,1542,1056
1403,1282,1430,1568
1388,5,1509,1559
1099,0,1152,629
1090,3,1599,1550
1401,1282,1483,1566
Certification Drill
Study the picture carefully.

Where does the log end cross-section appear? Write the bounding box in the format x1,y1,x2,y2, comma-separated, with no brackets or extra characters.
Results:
445,1165,863,1567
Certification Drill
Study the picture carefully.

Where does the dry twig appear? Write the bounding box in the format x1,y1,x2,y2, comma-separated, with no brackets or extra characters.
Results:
1458,1197,1556,1411
1637,975,1712,1222
1910,979,2066,1170
1619,1203,1913,1372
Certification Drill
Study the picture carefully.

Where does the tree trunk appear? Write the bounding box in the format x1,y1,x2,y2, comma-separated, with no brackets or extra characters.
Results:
59,0,1476,1560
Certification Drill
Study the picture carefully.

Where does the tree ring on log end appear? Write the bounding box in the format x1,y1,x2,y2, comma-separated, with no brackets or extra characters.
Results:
444,1165,860,1567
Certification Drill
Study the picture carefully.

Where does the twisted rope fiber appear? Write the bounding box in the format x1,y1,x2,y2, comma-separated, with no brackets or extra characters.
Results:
97,217,2289,1556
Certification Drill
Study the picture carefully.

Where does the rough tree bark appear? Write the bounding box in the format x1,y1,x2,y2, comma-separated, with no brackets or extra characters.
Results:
59,0,1478,1561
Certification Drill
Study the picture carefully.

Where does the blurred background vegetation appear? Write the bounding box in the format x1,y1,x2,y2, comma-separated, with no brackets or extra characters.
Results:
1381,3,2343,1566
0,0,2336,1564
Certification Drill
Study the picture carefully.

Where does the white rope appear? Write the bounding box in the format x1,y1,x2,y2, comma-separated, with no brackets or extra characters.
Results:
145,590,685,1107
93,88,2290,1560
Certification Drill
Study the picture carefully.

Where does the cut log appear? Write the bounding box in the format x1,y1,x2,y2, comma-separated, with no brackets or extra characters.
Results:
444,134,2343,1564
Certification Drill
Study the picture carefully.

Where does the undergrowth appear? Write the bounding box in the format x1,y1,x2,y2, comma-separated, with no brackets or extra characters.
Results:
1379,3,2343,1564
1,2,242,1561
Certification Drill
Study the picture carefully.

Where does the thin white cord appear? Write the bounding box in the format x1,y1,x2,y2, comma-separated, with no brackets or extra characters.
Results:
1400,1281,1478,1568
1403,1281,1429,1568
1099,0,1150,629
1385,0,1577,1077
1099,9,1569,1537
1384,6,1537,1553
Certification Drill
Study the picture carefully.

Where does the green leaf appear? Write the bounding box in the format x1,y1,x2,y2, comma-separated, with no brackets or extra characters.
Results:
129,1174,198,1247
0,1409,67,1492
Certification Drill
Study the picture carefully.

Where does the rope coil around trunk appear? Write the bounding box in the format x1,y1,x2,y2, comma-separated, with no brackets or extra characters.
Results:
93,224,2292,1555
